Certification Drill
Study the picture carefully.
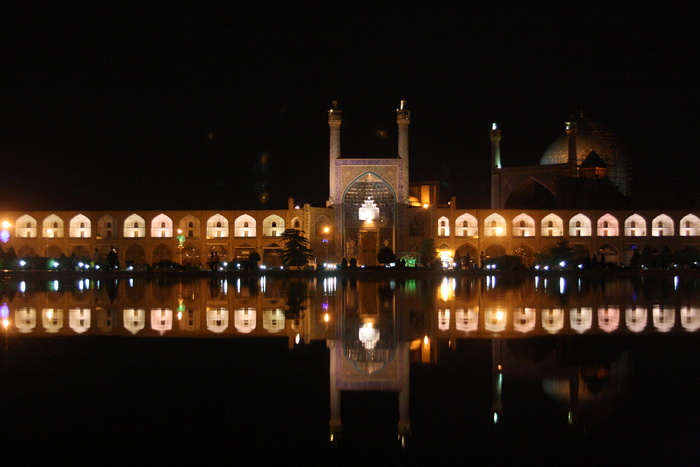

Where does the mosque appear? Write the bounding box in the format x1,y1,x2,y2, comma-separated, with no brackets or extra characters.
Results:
0,102,698,269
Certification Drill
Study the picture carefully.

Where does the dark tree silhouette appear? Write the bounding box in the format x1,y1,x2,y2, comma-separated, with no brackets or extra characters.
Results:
280,229,314,269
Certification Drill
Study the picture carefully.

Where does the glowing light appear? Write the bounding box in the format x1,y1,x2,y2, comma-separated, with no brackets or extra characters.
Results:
295,333,301,344
1,221,10,229
0,229,9,243
323,313,330,323
492,122,497,130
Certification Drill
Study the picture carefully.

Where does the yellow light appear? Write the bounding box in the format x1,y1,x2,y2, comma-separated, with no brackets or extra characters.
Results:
323,313,330,323
1,221,10,229
495,226,503,235
422,203,429,209
323,226,330,234
2,319,9,329
423,335,429,346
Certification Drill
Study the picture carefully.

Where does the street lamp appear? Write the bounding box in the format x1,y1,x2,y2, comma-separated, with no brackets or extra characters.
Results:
322,226,331,267
176,229,186,265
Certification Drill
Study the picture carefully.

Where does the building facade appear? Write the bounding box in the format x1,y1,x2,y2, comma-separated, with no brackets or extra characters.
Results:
1,103,698,268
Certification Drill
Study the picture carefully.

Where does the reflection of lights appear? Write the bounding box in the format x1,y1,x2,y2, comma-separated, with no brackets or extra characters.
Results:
423,335,429,346
295,333,301,344
359,323,380,349
559,277,566,295
323,313,330,323
439,278,454,301
1,303,9,328
19,281,26,293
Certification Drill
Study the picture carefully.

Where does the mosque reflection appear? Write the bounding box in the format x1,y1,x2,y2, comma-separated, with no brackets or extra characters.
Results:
1,274,699,446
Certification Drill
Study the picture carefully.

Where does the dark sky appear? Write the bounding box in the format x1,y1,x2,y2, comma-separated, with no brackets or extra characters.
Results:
2,3,698,211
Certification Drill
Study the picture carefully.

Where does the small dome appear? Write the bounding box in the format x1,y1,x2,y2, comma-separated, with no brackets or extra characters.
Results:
540,117,630,195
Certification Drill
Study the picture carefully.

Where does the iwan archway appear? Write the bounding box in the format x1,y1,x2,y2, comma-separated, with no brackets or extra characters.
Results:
341,172,397,266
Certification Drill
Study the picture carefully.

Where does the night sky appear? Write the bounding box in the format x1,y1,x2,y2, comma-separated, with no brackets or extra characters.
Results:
2,3,698,211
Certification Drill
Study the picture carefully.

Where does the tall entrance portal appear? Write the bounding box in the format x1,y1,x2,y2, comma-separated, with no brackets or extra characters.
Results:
342,174,396,266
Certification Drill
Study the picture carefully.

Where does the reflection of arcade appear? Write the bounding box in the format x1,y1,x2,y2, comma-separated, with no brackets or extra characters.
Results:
328,280,411,446
491,337,628,429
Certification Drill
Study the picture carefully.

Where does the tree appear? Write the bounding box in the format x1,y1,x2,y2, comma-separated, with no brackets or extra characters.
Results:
279,229,314,269
377,246,396,266
535,239,574,268
419,238,436,267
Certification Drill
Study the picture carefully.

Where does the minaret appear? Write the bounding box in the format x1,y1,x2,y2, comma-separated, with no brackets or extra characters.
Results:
490,123,502,209
396,100,410,204
328,101,342,206
566,119,578,177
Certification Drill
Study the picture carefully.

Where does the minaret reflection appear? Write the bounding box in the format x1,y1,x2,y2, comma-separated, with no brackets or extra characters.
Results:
328,279,411,446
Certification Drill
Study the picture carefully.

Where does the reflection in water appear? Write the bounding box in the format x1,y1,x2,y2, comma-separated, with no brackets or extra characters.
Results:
4,275,699,337
0,274,699,459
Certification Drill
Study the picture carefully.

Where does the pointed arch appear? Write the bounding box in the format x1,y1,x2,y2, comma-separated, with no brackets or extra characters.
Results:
503,178,556,209
42,214,64,238
596,213,619,237
437,216,450,237
69,214,91,238
207,214,230,238
234,214,256,237
314,215,332,236
540,213,563,237
263,215,285,237
652,214,674,237
124,214,146,238
150,213,173,238
124,243,146,265
512,213,535,237
455,213,478,237
179,214,201,238
624,214,647,237
568,213,591,237
152,244,172,263
97,215,117,238
680,214,700,236
514,244,535,267
483,213,506,237
16,214,37,238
